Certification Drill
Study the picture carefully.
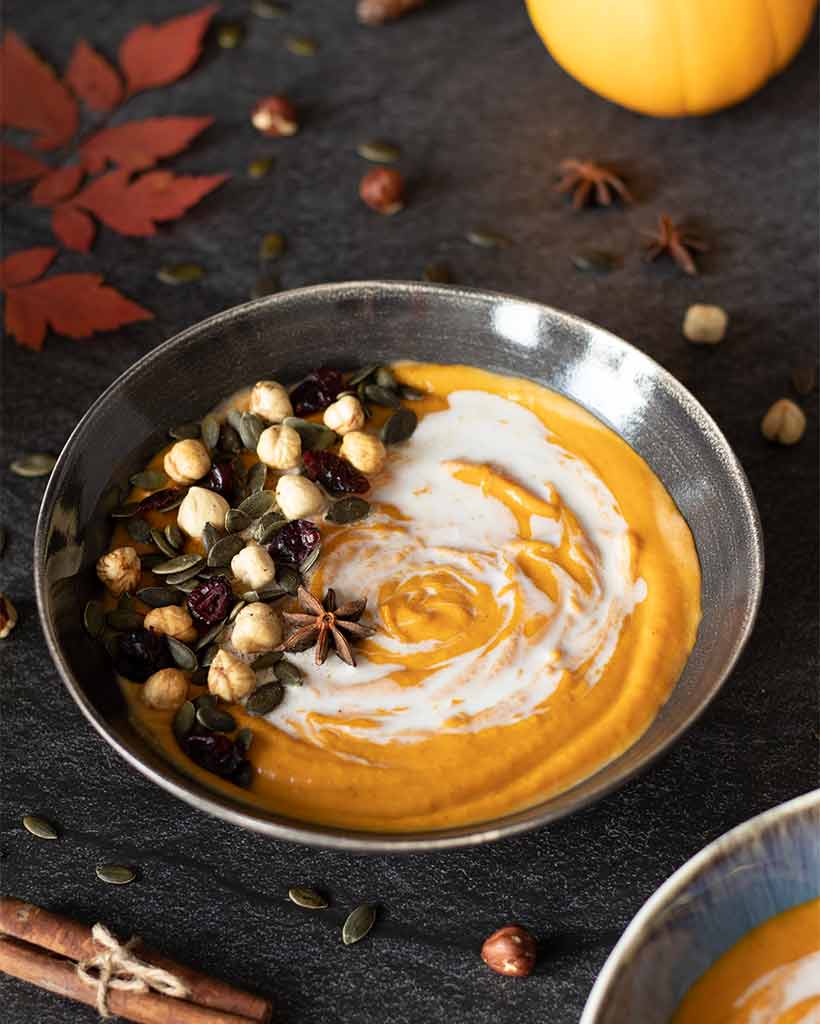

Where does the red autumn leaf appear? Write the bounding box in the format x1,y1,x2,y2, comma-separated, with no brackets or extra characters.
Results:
0,31,78,150
5,273,153,350
65,39,123,112
81,116,214,173
118,4,219,98
30,165,84,207
74,167,228,236
0,143,49,184
52,205,96,252
0,247,57,289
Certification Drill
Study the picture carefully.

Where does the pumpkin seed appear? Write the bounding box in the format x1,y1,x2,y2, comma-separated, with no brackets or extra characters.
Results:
300,543,321,575
127,517,152,543
246,681,284,716
251,0,288,17
572,249,619,273
190,666,209,685
130,469,166,491
167,636,198,672
363,383,402,409
199,566,235,580
196,620,227,649
251,650,283,671
276,565,301,595
157,263,204,285
172,700,196,741
201,644,220,668
251,511,287,544
196,704,236,732
164,523,184,550
106,609,145,632
239,412,266,451
226,508,251,534
164,564,202,585
251,272,281,299
23,815,58,840
236,727,254,753
399,385,425,401
194,693,217,710
381,408,417,445
356,140,400,164
288,886,328,910
248,157,274,179
247,461,268,494
466,228,511,249
234,761,253,788
374,366,397,390
220,423,242,453
226,409,244,432
208,533,246,567
326,497,370,525
137,586,180,608
228,600,246,623
10,452,56,478
274,660,303,687
282,417,338,451
83,600,106,639
240,590,260,603
239,490,276,518
286,35,317,56
342,904,376,945
217,23,243,48
96,864,136,886
150,528,180,559
346,364,380,388
110,501,141,519
169,422,201,441
174,578,200,594
202,522,222,553
200,415,220,451
118,592,138,612
259,232,286,261
423,260,453,283
153,554,204,576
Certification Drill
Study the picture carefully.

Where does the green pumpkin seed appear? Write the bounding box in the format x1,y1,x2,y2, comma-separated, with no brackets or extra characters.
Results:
300,544,321,575
174,578,201,594
240,590,260,603
276,565,301,595
169,422,201,441
356,140,400,164
172,701,196,741
282,417,339,451
164,523,184,550
153,554,204,576
342,904,376,945
195,620,227,649
208,533,246,568
220,423,242,453
251,511,287,544
10,452,56,478
199,566,234,580
236,727,254,753
572,249,619,273
200,415,220,451
381,408,417,445
288,886,328,910
23,815,58,840
259,232,286,261
84,600,106,639
150,527,178,558
127,517,152,543
274,660,303,687
247,461,268,494
217,23,243,48
196,704,236,732
239,412,266,451
228,600,246,623
239,490,276,518
110,502,141,519
346,364,380,388
130,469,166,491
167,636,198,671
246,681,284,716
423,260,453,283
96,864,136,886
225,508,251,534
106,609,145,632
363,383,402,409
374,367,397,390
251,0,288,17
251,273,281,299
201,522,222,554
251,650,283,671
190,666,209,685
399,385,425,401
286,35,317,56
201,644,219,667
327,497,370,525
234,761,253,788
137,587,181,609
226,409,244,432
194,693,217,710
466,228,511,249
164,565,202,586
248,157,274,179
157,263,204,285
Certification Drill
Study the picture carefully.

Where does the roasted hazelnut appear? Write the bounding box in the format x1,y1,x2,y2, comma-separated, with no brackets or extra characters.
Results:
257,424,301,470
144,605,197,644
96,546,141,596
359,167,404,214
683,304,729,344
142,668,189,710
208,649,256,702
761,398,806,445
163,439,211,485
0,593,18,639
339,431,386,474
481,925,537,977
231,542,277,591
177,486,229,539
231,602,283,653
250,380,293,422
323,395,366,435
275,474,325,520
251,96,299,137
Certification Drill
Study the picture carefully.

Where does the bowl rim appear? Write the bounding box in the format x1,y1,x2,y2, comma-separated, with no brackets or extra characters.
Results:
579,787,820,1023
34,280,764,852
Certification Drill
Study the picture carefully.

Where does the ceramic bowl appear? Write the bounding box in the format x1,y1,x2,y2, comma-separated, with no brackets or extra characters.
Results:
35,281,763,851
581,789,820,1023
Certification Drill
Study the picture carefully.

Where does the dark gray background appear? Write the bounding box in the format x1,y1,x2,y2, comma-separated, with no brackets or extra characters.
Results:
1,2,817,1021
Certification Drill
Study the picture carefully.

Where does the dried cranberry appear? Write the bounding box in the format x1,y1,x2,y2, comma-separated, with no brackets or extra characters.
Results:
268,519,321,565
302,450,369,496
137,488,183,514
187,575,234,625
114,629,171,682
206,460,235,501
290,368,345,416
183,733,241,777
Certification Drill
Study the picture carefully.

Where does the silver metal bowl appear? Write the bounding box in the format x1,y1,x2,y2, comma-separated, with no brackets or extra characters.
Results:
581,789,820,1023
35,281,763,852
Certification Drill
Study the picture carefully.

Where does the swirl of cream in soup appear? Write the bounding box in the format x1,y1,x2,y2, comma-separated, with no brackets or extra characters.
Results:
260,391,647,747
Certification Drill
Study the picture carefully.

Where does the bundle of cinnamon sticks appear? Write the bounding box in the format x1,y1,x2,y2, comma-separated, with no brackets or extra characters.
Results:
0,898,272,1024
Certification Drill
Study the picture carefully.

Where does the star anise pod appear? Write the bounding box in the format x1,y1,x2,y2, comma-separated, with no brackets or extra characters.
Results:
641,214,708,276
280,586,375,667
555,159,633,210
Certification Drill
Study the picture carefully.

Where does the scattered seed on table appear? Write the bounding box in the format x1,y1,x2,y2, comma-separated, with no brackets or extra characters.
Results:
248,157,274,179
96,864,136,885
289,887,328,910
259,232,286,261
157,263,204,285
342,904,376,945
10,453,56,478
286,36,318,56
23,814,58,840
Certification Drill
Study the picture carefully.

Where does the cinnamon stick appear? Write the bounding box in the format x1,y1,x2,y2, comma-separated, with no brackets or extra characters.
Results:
0,936,260,1024
0,899,271,1024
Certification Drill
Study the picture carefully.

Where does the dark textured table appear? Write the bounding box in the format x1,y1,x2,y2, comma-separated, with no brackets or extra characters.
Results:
2,2,818,1021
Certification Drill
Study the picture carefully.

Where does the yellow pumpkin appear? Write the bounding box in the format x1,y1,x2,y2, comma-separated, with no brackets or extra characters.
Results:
525,0,817,117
